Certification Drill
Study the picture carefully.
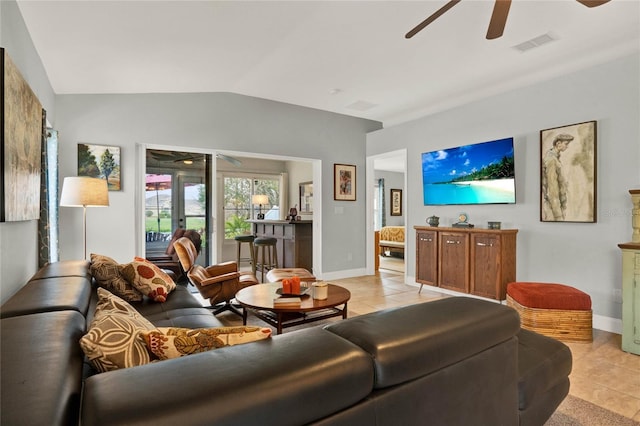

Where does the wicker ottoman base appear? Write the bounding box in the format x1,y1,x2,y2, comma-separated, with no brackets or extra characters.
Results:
507,295,593,343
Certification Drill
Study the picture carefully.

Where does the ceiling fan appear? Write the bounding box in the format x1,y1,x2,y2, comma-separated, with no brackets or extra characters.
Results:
405,0,611,40
148,150,242,167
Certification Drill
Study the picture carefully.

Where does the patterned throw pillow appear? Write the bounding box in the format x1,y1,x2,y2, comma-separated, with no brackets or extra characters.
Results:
120,258,176,302
89,253,143,302
80,288,157,372
141,326,272,360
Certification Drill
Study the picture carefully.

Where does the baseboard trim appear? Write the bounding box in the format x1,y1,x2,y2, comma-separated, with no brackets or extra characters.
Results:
320,268,367,282
406,275,623,335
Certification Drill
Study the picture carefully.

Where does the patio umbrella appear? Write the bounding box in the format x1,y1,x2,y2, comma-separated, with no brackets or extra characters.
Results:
145,174,172,233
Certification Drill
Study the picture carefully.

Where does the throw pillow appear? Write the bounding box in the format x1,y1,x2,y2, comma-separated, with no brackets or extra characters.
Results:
90,253,143,302
142,326,272,360
80,288,157,372
120,258,176,302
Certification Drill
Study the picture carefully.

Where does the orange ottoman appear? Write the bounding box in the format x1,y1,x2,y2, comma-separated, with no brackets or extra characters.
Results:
506,282,592,343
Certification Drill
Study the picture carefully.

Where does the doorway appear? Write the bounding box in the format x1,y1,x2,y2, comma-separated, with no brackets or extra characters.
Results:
366,149,407,278
145,149,211,265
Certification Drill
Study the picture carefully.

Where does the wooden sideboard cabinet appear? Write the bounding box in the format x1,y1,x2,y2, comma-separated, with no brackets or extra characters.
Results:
415,226,518,300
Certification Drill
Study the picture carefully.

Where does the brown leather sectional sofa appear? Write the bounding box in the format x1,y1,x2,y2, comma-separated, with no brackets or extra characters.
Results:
1,260,571,425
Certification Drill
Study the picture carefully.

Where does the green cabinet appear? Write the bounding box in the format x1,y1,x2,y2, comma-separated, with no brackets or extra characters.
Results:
619,243,640,355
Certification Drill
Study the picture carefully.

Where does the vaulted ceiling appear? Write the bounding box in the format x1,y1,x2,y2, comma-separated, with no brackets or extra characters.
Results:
16,0,640,126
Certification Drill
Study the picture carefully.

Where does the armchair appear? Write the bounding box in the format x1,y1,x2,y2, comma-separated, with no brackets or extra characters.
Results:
146,229,202,282
173,237,259,316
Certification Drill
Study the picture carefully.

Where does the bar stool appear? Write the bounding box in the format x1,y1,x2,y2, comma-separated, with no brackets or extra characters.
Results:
253,237,278,282
234,234,256,272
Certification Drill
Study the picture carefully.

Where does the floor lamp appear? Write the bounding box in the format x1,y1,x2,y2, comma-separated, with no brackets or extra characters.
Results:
60,177,110,259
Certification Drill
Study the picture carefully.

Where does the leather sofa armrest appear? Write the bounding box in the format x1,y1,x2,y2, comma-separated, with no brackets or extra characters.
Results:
325,297,520,388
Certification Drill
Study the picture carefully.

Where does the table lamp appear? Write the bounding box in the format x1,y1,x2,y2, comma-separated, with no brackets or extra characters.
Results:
252,194,269,220
60,176,110,259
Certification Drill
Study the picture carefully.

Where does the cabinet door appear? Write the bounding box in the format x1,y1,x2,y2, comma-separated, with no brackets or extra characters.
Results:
621,249,640,355
470,234,501,299
416,230,438,286
439,232,469,293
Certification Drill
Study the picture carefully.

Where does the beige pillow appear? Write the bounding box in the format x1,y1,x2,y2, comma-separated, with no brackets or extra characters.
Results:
141,326,272,360
120,258,176,302
90,253,143,302
80,288,157,372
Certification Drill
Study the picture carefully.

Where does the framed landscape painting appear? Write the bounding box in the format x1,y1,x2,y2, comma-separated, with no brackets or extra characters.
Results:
540,120,597,223
78,143,121,191
334,164,356,201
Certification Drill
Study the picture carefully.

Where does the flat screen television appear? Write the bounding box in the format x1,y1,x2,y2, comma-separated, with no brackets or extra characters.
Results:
421,137,516,205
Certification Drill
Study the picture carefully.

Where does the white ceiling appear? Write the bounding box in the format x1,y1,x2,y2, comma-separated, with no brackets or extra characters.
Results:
16,0,639,128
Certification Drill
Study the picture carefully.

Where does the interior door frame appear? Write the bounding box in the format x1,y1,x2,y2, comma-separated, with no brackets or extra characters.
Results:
135,143,217,263
365,149,408,280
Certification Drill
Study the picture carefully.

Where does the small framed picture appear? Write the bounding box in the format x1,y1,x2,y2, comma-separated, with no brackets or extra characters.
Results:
334,164,356,201
78,143,121,191
299,181,313,213
390,189,402,216
540,120,596,222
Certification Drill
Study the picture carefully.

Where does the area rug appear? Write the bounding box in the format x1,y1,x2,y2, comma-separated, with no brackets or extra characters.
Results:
545,395,639,426
216,309,353,332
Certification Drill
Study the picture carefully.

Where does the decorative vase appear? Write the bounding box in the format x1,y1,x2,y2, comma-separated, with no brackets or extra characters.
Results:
289,205,298,221
427,215,440,227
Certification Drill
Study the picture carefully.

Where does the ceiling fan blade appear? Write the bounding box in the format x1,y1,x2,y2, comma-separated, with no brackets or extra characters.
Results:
405,0,461,39
486,0,512,40
216,153,242,167
576,0,611,7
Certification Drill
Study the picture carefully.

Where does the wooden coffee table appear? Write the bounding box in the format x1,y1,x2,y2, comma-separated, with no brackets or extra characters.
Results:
235,283,351,334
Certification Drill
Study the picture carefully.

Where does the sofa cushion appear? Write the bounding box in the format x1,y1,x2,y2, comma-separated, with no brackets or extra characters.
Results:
130,283,202,311
0,275,92,319
120,259,176,302
142,326,272,359
1,311,86,426
143,307,226,328
90,253,143,302
325,297,521,389
79,288,157,372
82,327,374,426
30,259,91,280
507,282,591,310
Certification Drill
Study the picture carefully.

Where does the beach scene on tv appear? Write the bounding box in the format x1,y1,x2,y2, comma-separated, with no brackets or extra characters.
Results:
422,137,516,205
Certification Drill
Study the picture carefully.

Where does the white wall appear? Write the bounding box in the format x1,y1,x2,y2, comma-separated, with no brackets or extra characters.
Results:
0,0,56,304
375,170,405,227
54,93,382,276
286,160,313,219
367,53,640,325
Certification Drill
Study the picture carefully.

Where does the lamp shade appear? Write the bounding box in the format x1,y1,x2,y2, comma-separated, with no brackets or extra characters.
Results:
252,194,269,206
60,177,110,207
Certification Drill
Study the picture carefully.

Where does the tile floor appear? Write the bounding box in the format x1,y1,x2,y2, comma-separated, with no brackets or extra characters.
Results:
211,265,640,422
343,268,640,422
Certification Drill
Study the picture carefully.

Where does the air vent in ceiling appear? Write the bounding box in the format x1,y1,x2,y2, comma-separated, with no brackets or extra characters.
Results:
345,100,378,111
513,33,556,52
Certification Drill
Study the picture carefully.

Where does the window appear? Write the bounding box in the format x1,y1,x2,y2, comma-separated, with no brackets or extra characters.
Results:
223,175,280,239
